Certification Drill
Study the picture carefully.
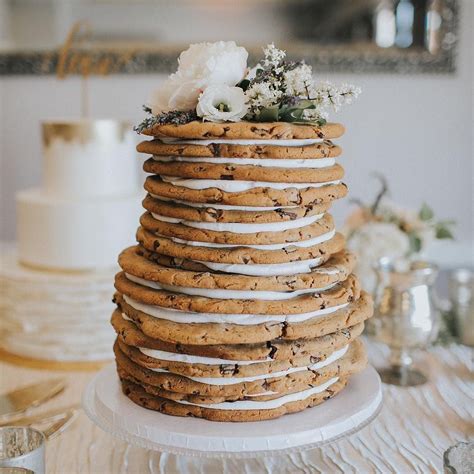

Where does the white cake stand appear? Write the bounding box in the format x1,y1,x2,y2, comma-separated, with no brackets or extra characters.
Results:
82,364,382,459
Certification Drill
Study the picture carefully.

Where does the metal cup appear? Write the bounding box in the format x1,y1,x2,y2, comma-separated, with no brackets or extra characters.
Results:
449,269,474,346
371,258,440,386
0,427,45,474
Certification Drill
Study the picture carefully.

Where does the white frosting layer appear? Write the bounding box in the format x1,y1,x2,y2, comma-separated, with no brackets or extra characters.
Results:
146,346,348,384
125,273,336,300
151,194,297,211
161,176,341,192
157,138,325,146
168,228,336,250
139,347,272,365
196,257,324,276
176,377,339,410
153,155,335,169
151,212,324,233
122,297,349,324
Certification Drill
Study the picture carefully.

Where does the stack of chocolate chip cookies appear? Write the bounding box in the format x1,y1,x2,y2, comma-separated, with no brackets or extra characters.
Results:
112,121,373,422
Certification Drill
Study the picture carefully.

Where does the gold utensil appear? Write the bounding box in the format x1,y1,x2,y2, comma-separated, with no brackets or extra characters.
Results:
41,408,78,440
0,404,81,428
0,379,66,421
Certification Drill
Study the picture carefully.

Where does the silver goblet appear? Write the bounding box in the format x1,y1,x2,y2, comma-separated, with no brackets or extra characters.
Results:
370,258,440,386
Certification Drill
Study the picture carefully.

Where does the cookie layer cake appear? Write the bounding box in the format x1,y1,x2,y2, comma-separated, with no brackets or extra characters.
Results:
0,120,142,363
112,42,372,420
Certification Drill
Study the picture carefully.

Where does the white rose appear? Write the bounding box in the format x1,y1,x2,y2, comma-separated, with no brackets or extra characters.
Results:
196,85,248,122
149,41,248,114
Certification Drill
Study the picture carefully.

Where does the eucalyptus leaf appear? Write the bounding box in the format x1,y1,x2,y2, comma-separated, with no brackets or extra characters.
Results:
279,107,305,122
419,203,434,221
295,99,315,109
256,106,279,122
435,225,454,239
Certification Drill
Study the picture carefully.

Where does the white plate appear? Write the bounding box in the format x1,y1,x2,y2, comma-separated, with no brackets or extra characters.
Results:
82,364,382,458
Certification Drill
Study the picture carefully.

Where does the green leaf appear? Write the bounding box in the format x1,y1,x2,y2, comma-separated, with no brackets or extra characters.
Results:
279,107,305,122
408,232,422,254
435,225,454,239
419,203,434,221
256,106,279,122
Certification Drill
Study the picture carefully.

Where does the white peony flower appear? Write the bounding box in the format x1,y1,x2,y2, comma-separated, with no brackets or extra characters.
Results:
149,41,248,114
196,85,248,123
149,74,200,113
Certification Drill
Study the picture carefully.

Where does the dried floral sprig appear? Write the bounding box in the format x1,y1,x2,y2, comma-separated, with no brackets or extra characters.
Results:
134,108,198,133
243,44,361,124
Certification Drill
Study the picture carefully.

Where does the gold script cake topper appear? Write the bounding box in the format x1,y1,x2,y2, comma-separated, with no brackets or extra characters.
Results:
56,21,135,79
55,21,135,117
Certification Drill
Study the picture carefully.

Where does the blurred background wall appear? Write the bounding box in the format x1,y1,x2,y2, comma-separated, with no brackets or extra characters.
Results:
0,0,472,265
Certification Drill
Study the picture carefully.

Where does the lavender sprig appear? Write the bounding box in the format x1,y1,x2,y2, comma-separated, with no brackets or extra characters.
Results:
134,109,198,133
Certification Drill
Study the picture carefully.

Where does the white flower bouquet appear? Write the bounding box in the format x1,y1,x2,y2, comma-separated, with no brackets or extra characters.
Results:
345,175,455,292
135,42,360,131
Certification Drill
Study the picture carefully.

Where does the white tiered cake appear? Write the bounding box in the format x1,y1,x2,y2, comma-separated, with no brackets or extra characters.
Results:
17,120,142,270
0,120,143,364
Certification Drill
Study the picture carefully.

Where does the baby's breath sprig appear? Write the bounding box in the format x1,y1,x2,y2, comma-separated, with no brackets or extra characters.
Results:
243,44,361,125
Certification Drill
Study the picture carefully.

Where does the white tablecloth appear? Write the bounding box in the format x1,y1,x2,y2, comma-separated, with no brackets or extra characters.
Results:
2,342,472,473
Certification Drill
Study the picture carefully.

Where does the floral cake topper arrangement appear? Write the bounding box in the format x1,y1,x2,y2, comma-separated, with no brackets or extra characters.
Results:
136,41,360,132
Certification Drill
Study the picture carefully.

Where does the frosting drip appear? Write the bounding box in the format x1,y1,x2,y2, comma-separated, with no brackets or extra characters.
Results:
157,137,325,146
150,194,298,211
160,176,341,192
138,347,272,365
151,212,324,233
144,346,348,383
125,273,337,300
121,297,349,324
167,228,336,250
175,377,340,410
196,257,324,276
152,155,336,169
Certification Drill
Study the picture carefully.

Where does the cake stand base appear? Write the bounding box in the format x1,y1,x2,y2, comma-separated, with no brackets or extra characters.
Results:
83,365,382,458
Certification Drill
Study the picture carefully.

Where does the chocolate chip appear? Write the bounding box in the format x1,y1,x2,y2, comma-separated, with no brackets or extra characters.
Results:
220,175,234,180
341,329,351,338
205,208,223,220
210,143,221,156
277,209,298,220
267,342,278,358
219,364,238,375
310,355,321,364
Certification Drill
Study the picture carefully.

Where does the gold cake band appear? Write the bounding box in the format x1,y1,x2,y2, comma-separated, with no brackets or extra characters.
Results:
42,119,132,147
